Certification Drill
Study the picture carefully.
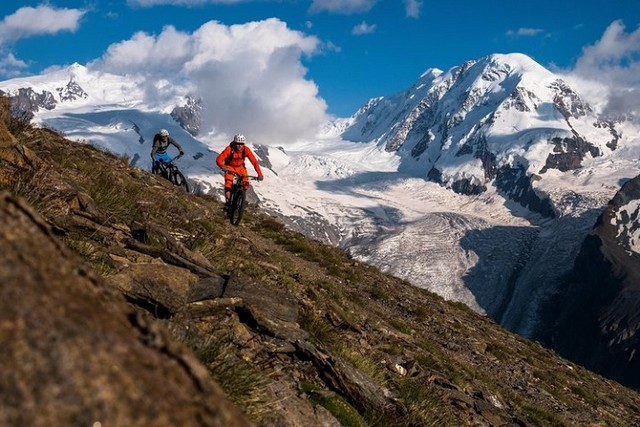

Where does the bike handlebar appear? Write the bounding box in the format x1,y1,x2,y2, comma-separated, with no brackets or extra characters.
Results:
155,154,183,165
222,170,261,180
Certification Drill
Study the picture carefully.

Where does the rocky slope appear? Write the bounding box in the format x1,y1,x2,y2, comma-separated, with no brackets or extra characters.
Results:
0,192,252,427
2,97,640,426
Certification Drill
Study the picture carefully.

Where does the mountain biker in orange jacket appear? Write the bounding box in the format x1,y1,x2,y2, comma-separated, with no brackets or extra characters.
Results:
216,134,264,208
151,128,184,169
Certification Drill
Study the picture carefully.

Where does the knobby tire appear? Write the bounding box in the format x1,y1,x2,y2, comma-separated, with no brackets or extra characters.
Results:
172,169,190,193
228,188,246,226
154,162,189,193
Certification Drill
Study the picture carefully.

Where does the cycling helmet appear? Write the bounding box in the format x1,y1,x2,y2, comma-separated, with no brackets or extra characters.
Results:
233,134,246,144
160,129,169,137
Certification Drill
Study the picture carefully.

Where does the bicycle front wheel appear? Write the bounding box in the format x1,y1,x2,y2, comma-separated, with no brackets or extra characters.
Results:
228,189,246,225
172,169,190,193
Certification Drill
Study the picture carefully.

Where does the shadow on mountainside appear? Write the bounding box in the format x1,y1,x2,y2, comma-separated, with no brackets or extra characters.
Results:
314,170,409,197
459,207,605,341
316,168,614,351
547,176,640,389
459,224,538,323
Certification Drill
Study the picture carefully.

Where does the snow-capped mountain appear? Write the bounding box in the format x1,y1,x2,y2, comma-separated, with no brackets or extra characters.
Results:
2,54,639,346
335,54,627,214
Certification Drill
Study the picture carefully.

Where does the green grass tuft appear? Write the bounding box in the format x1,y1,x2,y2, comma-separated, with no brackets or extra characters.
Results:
195,338,271,421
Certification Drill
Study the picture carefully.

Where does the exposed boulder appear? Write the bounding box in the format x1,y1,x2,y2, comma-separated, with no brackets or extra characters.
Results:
106,263,199,319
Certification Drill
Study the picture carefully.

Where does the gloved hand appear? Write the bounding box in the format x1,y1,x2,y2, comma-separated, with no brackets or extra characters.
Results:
179,150,184,156
257,176,264,181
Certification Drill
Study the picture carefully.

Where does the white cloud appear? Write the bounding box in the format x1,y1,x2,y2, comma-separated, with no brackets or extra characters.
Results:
91,18,328,144
352,21,376,35
404,0,422,18
0,52,28,78
574,20,640,74
0,5,86,44
506,28,545,38
95,26,192,74
309,0,377,14
323,40,342,53
569,20,640,117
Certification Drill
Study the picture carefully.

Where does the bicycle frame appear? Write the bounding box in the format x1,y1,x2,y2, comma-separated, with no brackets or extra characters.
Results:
153,155,189,192
225,171,259,225
157,154,182,171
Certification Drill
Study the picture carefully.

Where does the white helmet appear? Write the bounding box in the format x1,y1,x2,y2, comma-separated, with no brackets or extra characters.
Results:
233,134,246,144
160,129,169,136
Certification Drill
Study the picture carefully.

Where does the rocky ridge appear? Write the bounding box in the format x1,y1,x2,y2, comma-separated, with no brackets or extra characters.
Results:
2,97,640,426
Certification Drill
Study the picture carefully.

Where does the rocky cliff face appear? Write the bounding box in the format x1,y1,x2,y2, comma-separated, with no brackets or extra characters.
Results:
171,96,202,136
0,87,56,120
551,175,640,388
0,77,88,119
2,96,640,426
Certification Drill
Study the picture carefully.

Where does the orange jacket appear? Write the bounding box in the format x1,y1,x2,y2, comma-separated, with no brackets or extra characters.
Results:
216,144,263,177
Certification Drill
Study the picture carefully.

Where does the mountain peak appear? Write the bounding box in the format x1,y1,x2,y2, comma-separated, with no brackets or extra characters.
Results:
484,52,555,81
66,62,89,80
488,52,545,68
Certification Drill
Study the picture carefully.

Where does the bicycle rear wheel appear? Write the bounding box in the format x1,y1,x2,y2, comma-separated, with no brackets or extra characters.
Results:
172,169,190,193
228,189,246,225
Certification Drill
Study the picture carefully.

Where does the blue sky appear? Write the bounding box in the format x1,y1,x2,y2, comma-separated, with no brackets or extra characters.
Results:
0,0,639,141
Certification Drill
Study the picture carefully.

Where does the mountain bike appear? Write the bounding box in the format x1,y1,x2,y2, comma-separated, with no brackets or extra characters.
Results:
226,171,259,226
152,155,190,193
